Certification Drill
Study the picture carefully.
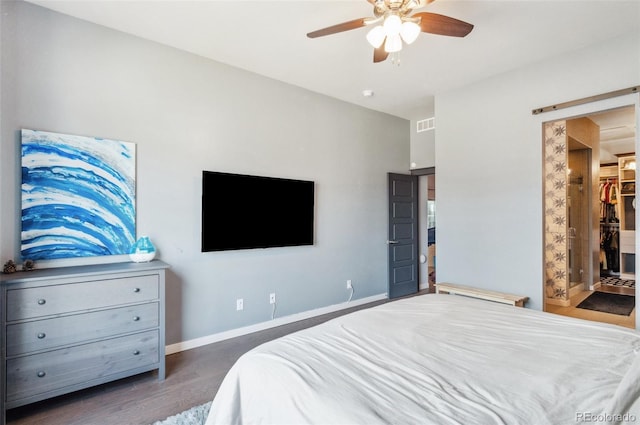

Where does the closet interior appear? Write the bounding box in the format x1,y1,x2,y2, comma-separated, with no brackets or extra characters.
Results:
599,154,636,280
594,105,636,299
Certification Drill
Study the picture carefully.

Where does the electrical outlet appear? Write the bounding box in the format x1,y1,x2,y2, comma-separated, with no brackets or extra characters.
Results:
236,298,244,311
347,280,352,289
270,293,276,304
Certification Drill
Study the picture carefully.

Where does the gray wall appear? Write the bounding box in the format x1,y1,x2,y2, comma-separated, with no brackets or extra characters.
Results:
410,98,435,169
434,31,639,318
0,2,409,344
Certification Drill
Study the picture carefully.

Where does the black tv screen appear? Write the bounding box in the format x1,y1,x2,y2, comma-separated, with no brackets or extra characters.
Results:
202,171,315,252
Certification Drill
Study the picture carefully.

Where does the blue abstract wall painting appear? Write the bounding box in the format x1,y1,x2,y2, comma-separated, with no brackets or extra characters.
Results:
21,129,136,260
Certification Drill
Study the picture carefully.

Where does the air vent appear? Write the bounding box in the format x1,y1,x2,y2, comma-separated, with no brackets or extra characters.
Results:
416,117,435,133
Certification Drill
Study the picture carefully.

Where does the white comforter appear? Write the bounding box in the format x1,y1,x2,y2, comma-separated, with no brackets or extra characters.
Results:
206,294,640,425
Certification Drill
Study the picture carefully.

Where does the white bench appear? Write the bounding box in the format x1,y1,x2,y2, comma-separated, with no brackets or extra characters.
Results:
435,283,528,307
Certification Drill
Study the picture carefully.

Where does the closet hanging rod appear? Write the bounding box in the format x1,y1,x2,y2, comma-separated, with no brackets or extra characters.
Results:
532,86,638,115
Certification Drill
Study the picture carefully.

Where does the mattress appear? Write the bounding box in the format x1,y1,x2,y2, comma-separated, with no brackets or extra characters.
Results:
205,294,640,425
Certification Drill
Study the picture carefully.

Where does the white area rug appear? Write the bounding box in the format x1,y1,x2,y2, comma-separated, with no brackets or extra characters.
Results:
151,402,211,425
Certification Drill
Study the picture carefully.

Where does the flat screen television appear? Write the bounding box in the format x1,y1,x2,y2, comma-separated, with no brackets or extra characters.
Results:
202,171,315,252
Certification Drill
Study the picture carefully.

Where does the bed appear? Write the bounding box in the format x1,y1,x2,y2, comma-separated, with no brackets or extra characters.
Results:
205,294,640,425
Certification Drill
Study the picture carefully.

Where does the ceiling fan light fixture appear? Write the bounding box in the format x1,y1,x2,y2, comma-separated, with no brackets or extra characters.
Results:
383,14,402,36
400,21,420,44
366,25,386,48
384,34,402,53
306,1,474,64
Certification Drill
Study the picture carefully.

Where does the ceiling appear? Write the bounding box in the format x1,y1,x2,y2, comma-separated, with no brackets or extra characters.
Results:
26,0,640,121
589,107,637,163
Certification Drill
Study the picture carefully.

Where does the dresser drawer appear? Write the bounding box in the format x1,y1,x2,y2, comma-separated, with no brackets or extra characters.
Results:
7,274,159,321
6,302,159,357
6,330,159,403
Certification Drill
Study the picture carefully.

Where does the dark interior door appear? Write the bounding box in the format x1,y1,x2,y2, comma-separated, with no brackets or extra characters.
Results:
387,173,418,298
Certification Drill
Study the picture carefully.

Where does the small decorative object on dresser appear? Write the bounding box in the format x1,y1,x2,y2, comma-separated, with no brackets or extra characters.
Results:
2,260,17,274
130,236,157,262
22,259,35,271
0,260,170,425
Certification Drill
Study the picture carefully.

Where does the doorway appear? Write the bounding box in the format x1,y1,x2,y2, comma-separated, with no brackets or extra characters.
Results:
386,168,435,299
411,167,436,292
543,105,637,329
418,173,436,292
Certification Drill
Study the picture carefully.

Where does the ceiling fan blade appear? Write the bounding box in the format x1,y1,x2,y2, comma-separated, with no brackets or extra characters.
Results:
307,18,368,38
412,12,474,37
373,45,389,63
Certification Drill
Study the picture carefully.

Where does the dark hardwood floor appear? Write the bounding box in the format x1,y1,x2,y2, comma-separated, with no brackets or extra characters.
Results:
6,297,391,425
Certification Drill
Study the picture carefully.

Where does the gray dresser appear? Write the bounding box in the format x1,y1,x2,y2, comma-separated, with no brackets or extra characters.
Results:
0,260,169,424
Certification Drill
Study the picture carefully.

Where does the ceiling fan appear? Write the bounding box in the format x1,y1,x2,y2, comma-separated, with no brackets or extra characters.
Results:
307,0,474,63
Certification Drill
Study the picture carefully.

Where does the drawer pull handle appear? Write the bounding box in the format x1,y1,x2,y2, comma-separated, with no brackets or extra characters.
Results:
37,332,46,339
133,350,140,356
133,316,140,321
37,371,46,378
37,299,46,305
133,287,141,293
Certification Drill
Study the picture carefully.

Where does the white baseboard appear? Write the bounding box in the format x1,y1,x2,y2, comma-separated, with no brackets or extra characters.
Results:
165,293,388,355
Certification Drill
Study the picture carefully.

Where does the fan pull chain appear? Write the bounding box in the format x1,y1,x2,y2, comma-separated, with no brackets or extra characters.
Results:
390,52,401,66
